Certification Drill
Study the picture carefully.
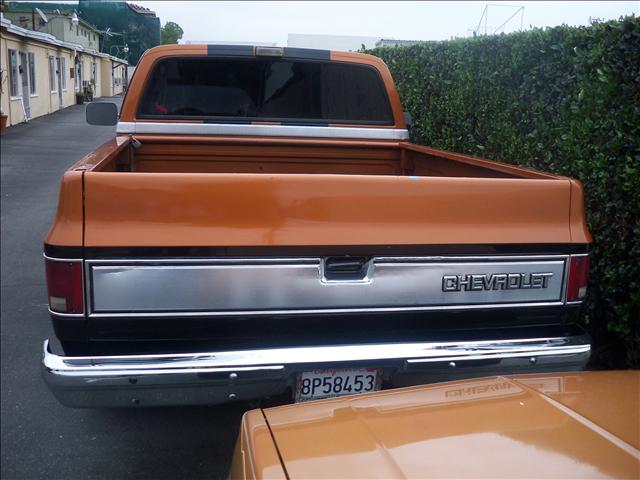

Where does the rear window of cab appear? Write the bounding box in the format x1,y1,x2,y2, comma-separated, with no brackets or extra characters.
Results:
137,56,394,125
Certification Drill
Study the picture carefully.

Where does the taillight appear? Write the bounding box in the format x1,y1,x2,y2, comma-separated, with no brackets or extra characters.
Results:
567,255,590,303
45,258,84,314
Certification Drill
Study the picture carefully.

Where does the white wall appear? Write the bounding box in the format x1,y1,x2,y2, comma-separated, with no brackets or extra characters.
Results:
1,31,75,125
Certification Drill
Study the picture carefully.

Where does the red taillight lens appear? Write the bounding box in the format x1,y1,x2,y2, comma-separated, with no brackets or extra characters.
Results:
567,255,590,303
45,259,84,314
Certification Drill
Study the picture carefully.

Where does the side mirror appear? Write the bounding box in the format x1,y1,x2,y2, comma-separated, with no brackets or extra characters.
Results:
403,111,413,129
86,102,118,126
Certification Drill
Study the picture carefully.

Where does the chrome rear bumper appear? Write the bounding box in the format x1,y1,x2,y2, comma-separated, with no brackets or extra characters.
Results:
42,334,591,408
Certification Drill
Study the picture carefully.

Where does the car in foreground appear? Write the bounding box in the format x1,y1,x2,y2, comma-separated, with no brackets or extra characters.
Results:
230,370,640,479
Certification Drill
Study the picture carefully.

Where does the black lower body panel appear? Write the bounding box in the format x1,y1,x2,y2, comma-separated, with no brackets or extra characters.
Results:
52,306,583,356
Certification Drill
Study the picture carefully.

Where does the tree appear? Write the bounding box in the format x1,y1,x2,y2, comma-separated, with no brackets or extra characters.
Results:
161,21,183,45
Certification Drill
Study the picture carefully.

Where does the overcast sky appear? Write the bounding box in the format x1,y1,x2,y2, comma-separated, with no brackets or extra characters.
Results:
139,1,639,45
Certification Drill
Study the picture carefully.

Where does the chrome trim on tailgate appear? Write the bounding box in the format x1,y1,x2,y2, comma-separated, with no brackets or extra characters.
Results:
87,256,567,316
116,121,410,140
42,335,591,407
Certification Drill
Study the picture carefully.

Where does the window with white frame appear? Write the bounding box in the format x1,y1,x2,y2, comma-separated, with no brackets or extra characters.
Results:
60,57,67,90
49,56,57,92
9,49,19,97
28,52,36,94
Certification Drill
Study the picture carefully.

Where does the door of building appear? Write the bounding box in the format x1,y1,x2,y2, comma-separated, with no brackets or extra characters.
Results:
18,52,31,119
56,57,63,109
76,58,83,95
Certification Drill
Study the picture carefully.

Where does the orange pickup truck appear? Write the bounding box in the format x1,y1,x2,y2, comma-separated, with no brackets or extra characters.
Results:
41,45,592,408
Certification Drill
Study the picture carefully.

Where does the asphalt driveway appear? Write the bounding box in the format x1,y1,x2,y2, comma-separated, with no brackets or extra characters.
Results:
1,98,246,480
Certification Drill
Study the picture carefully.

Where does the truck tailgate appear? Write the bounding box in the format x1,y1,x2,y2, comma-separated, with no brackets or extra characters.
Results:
83,172,574,247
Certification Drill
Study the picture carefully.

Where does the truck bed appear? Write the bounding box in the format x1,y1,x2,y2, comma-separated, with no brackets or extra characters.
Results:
49,136,589,249
89,136,554,179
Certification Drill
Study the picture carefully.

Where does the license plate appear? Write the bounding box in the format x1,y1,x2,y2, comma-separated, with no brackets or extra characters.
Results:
295,368,380,402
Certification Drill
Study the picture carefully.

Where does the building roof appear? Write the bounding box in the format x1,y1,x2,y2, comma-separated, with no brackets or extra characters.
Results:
0,14,128,65
3,2,102,34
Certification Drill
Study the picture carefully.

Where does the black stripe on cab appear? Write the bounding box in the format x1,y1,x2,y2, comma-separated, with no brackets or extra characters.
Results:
284,47,330,60
207,45,254,56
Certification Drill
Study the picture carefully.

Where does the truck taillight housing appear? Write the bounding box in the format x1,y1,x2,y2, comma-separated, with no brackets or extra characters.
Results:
45,258,84,314
567,255,590,303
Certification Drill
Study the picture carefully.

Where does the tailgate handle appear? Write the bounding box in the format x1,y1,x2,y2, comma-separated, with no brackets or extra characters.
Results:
323,256,371,282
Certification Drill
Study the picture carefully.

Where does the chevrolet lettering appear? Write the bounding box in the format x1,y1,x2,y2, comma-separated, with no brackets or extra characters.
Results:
442,272,554,292
40,45,593,408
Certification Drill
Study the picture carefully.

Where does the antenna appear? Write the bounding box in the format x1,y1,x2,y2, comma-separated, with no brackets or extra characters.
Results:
35,8,48,23
99,27,121,38
473,4,525,36
494,6,525,34
32,7,48,30
474,5,488,36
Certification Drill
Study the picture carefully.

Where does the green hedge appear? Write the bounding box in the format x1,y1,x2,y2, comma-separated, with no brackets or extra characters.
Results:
368,16,639,367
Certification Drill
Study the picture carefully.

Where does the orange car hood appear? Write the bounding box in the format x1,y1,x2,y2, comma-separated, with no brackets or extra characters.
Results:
262,371,639,479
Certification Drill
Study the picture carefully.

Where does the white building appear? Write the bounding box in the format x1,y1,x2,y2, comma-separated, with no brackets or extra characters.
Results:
287,33,380,52
1,15,127,127
181,36,422,52
375,38,422,48
183,40,278,47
